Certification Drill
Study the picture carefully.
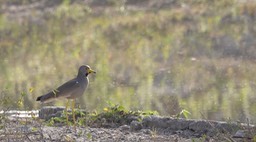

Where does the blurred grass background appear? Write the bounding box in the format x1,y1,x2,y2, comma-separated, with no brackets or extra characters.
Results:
1,0,256,123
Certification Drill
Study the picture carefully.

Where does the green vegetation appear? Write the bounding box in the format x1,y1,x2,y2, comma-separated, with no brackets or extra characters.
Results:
1,0,256,122
176,109,191,119
47,104,157,127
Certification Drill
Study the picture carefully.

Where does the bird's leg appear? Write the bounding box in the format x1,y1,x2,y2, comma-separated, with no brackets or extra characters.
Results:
66,99,69,127
72,99,76,131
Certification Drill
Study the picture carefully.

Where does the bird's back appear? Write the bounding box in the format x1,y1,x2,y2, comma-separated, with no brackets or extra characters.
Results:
36,77,88,103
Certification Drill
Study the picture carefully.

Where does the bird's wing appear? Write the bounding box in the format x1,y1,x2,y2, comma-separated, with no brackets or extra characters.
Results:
36,78,80,103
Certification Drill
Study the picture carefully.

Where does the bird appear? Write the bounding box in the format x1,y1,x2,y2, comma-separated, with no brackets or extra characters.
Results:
36,65,96,129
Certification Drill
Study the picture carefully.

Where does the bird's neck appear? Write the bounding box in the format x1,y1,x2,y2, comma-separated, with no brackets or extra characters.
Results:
77,73,87,80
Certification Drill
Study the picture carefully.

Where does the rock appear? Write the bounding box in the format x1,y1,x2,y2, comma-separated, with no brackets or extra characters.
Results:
188,120,243,136
214,122,240,134
39,106,88,120
142,115,171,129
142,115,256,138
189,120,217,133
119,125,130,131
233,130,252,139
142,115,192,130
39,106,65,120
127,115,140,122
140,129,152,135
130,120,143,131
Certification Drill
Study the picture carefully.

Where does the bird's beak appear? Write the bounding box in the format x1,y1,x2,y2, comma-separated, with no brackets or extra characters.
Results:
88,69,96,74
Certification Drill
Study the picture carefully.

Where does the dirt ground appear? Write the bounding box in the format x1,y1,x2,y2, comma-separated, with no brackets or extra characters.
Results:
0,122,218,142
0,114,254,142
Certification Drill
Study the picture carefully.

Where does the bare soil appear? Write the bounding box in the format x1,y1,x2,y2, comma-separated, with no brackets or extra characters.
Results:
0,113,254,142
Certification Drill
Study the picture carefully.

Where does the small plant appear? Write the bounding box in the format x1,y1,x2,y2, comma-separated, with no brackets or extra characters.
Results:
17,92,26,109
176,109,191,119
86,132,92,140
31,127,38,132
151,127,158,138
191,135,208,142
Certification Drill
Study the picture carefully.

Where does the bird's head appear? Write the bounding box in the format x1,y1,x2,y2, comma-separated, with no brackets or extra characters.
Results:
79,65,96,77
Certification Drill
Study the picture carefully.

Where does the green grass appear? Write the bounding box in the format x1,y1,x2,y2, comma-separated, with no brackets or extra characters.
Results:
1,0,256,122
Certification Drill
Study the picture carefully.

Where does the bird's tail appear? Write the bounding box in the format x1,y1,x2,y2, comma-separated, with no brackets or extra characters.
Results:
36,96,42,101
36,90,58,103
